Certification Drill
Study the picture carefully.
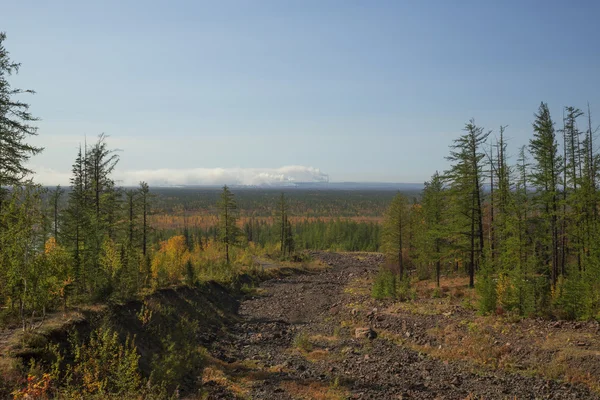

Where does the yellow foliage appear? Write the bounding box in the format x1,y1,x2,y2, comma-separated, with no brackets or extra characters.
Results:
496,273,515,309
151,235,190,285
100,238,122,279
44,237,57,254
552,275,564,301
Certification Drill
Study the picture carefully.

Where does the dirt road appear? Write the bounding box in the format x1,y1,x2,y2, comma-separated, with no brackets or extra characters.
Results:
202,252,598,399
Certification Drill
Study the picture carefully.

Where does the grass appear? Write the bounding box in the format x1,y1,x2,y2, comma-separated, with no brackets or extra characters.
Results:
201,367,251,399
200,355,285,399
341,270,600,395
293,331,313,352
280,381,349,400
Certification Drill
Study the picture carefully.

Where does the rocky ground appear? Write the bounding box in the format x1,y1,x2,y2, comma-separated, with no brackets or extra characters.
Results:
199,252,600,399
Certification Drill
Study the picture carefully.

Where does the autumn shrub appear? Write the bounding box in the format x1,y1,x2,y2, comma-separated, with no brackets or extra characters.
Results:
151,235,191,287
65,328,142,396
13,328,170,399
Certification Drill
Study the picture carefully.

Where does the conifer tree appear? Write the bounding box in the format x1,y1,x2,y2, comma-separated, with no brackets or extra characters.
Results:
277,193,289,257
0,32,42,210
529,102,562,287
50,185,64,242
218,185,239,264
382,193,409,277
422,172,446,287
445,120,490,287
139,181,151,257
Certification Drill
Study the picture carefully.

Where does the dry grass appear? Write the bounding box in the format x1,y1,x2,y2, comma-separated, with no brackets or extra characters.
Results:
304,349,331,362
200,355,285,399
309,334,342,344
343,276,371,296
529,330,600,392
280,381,349,400
202,367,251,398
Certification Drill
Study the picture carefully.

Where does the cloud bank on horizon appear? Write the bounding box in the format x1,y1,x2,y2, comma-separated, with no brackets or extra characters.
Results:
32,165,330,187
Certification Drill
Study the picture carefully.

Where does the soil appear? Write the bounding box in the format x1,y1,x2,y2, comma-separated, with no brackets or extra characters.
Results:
201,252,600,400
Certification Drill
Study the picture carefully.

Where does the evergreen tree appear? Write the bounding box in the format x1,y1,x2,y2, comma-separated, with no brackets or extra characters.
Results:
139,181,151,257
382,193,409,277
422,172,446,287
529,102,562,287
0,32,43,209
445,120,490,288
276,193,289,257
50,185,64,242
218,185,240,264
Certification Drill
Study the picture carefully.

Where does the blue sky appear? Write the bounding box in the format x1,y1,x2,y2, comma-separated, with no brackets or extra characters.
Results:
2,0,600,184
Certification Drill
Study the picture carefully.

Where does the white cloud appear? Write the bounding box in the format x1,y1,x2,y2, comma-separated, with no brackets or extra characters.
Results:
29,165,330,187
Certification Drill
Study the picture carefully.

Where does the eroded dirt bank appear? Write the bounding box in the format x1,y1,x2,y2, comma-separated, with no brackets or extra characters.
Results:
202,252,599,399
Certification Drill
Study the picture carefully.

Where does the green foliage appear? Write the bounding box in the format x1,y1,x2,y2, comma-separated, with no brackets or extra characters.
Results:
381,193,409,277
445,120,490,288
552,275,586,320
218,185,241,264
371,267,415,301
0,32,43,191
66,328,140,396
476,264,497,315
293,331,313,352
372,267,397,299
292,219,380,252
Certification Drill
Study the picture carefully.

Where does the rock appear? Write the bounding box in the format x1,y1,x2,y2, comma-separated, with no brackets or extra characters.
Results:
355,327,377,340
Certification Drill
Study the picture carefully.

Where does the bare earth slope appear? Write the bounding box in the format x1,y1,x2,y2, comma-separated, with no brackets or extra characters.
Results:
202,252,598,399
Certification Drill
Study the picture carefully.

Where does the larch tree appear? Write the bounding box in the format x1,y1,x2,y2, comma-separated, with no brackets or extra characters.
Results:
0,32,43,210
218,185,240,264
382,193,410,278
529,102,562,287
50,185,64,242
445,120,490,288
64,145,88,292
422,172,446,287
276,192,289,257
139,181,151,257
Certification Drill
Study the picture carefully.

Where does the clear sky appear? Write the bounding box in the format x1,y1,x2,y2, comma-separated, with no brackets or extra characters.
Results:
2,0,600,185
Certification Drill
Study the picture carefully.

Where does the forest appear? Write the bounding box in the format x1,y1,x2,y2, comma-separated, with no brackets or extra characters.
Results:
375,107,600,321
2,29,600,398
